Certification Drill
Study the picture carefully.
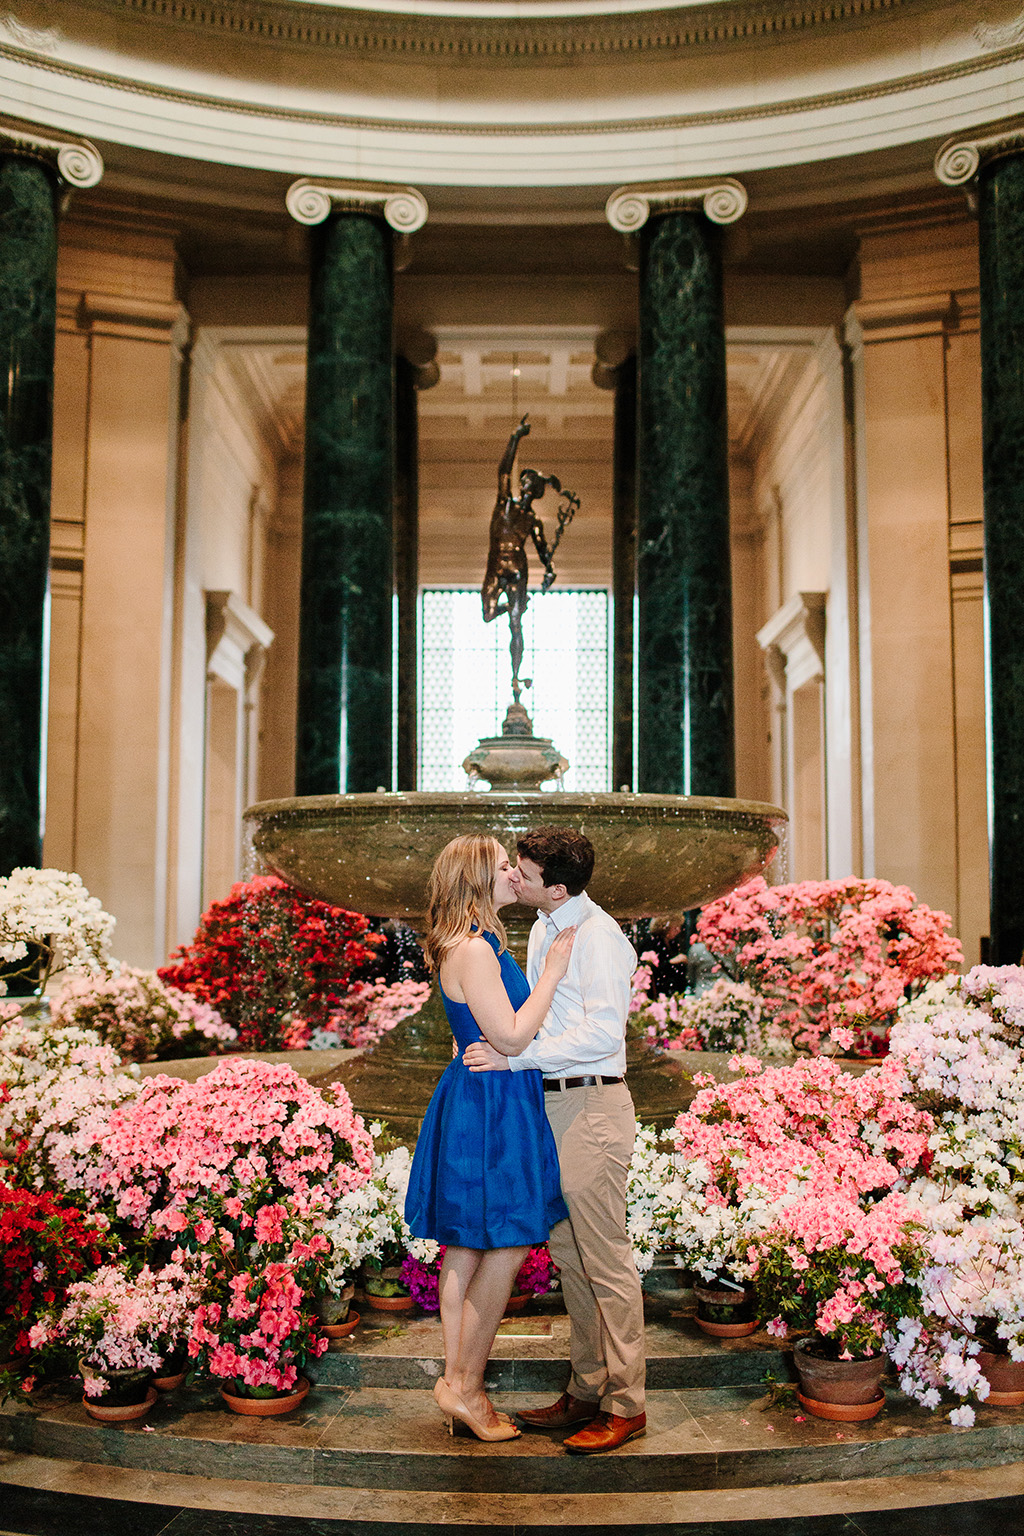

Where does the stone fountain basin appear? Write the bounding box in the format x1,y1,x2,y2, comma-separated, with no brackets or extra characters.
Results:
244,791,787,927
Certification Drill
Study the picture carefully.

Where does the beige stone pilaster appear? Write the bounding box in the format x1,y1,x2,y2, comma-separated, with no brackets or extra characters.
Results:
49,226,186,967
846,221,986,955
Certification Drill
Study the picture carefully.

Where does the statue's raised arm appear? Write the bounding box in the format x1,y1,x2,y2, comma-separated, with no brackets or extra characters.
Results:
496,415,530,503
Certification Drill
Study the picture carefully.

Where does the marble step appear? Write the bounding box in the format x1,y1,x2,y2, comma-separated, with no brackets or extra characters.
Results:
321,1313,788,1392
2,1449,1024,1535
4,1378,1024,1497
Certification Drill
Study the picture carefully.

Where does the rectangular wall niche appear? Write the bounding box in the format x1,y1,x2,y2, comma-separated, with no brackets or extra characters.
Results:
419,588,610,792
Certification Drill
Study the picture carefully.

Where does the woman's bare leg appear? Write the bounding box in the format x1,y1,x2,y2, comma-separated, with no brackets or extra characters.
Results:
447,1245,528,1427
438,1246,481,1382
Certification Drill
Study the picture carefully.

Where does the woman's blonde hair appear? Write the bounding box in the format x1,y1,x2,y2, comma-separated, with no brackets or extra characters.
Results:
422,834,507,972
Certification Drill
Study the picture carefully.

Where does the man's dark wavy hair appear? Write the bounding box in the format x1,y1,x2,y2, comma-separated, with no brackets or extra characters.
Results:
516,826,595,896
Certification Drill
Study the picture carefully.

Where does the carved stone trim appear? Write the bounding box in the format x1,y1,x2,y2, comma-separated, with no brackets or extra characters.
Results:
286,179,428,231
935,126,1024,185
0,120,102,186
3,35,1020,139
757,592,826,693
98,0,910,59
606,180,747,230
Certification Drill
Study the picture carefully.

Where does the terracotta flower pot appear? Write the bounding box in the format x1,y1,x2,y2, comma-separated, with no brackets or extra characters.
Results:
79,1363,153,1408
793,1337,886,1418
978,1349,1024,1407
154,1344,188,1391
84,1385,159,1423
693,1278,758,1337
364,1292,415,1313
796,1388,885,1422
323,1310,361,1339
503,1293,529,1315
220,1376,310,1416
153,1370,187,1391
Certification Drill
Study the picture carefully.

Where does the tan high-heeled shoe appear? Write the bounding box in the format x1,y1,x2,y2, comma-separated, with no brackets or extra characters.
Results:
434,1375,514,1427
434,1378,521,1442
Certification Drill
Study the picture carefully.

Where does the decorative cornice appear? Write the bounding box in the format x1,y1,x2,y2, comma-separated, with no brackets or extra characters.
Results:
0,120,102,185
286,179,428,231
3,33,1023,140
101,0,907,60
606,179,747,229
935,124,1024,185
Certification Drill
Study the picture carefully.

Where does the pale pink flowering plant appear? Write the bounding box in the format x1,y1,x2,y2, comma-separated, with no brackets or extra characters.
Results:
696,877,962,1055
30,1262,201,1393
283,977,430,1051
52,965,236,1063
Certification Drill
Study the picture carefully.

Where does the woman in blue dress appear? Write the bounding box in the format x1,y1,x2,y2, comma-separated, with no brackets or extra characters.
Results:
405,833,574,1442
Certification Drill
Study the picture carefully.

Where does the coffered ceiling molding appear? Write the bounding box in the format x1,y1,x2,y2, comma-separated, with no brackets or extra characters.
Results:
285,179,428,229
606,179,747,229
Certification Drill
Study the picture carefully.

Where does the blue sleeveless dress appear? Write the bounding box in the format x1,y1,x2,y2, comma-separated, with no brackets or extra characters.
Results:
405,932,568,1249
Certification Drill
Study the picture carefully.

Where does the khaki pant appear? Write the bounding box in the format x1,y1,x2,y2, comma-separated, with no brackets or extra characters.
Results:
544,1081,646,1418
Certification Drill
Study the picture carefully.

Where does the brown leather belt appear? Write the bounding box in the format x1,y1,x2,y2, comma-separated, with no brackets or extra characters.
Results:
543,1075,623,1092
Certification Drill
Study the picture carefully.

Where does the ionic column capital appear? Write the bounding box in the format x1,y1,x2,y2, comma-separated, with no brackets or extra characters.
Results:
935,126,1024,186
285,179,428,233
0,122,103,188
605,179,747,232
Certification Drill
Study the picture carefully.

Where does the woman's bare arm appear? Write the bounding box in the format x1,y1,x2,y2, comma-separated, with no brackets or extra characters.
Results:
448,929,574,1056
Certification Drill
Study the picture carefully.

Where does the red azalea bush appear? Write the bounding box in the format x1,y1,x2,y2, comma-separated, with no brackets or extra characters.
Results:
0,1179,111,1396
158,876,381,1051
696,877,963,1055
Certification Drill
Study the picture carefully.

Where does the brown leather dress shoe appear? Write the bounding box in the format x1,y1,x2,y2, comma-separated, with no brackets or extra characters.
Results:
515,1392,600,1431
563,1410,647,1454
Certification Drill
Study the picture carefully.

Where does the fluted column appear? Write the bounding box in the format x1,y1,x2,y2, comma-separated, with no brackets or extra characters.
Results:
287,181,427,794
0,127,102,874
938,131,1024,960
608,181,745,796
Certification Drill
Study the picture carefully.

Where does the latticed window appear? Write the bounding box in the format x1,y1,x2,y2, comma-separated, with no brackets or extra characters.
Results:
418,589,610,792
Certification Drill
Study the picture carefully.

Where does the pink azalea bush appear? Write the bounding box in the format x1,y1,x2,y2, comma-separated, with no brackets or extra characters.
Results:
752,1191,929,1360
696,877,963,1055
101,1058,374,1230
52,965,236,1062
283,977,430,1051
666,1054,933,1285
184,1203,331,1394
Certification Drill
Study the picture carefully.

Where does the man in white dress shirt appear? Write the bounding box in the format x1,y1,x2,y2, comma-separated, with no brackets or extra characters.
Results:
462,826,646,1454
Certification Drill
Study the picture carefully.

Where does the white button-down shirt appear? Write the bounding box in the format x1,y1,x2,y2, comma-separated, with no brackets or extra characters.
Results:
508,890,637,1079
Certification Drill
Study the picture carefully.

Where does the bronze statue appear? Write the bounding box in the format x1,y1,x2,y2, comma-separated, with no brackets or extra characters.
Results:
481,415,579,703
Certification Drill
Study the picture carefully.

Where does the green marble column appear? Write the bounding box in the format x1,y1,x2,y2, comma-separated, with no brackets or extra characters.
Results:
0,156,59,875
297,212,394,794
636,209,735,797
612,353,637,792
979,152,1024,962
394,354,419,792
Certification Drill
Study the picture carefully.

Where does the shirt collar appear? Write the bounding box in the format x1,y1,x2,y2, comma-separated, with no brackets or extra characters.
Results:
543,890,589,931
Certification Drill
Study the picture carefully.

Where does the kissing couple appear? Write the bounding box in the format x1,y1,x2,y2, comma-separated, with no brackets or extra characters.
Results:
404,825,646,1455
